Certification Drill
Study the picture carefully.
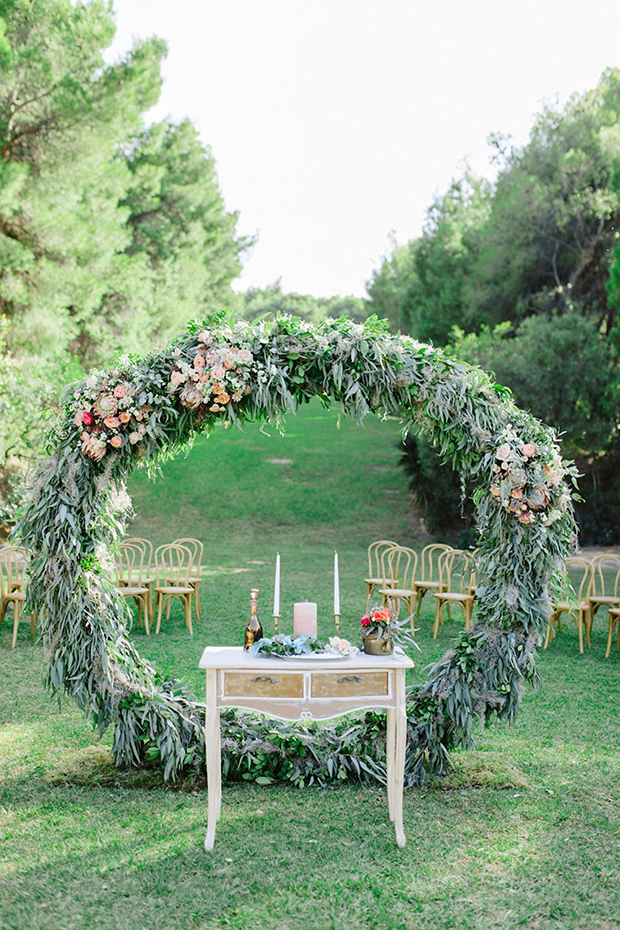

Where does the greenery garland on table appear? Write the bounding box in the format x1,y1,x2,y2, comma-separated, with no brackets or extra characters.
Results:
16,314,578,787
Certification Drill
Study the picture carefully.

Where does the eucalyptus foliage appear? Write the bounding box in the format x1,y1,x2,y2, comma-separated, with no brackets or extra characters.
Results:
17,314,578,786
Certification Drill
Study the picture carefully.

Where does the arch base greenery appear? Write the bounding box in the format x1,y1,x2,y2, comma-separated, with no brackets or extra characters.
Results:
18,315,577,787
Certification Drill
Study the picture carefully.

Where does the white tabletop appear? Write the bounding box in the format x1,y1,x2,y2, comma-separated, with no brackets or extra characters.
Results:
198,645,414,671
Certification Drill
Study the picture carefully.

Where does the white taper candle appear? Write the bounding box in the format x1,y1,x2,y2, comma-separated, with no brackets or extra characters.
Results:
273,552,280,617
334,550,340,615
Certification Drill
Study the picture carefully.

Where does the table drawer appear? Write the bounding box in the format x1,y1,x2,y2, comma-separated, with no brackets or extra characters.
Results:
223,672,304,699
311,671,389,698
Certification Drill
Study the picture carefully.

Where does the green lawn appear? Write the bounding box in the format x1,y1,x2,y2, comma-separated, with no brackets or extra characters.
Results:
1,404,619,930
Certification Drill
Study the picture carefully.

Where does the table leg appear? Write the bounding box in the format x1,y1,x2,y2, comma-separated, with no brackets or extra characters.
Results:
386,706,395,822
393,669,407,848
205,669,221,851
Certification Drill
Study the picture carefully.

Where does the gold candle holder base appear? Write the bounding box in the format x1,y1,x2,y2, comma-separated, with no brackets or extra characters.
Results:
273,615,280,635
334,614,340,636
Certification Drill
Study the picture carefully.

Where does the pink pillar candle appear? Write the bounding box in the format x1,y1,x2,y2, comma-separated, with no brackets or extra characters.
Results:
293,602,318,638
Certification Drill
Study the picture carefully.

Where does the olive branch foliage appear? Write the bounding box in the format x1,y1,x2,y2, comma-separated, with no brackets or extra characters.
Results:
16,313,578,787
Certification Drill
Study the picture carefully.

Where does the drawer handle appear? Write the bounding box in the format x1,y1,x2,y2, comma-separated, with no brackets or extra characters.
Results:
250,676,277,684
337,675,363,684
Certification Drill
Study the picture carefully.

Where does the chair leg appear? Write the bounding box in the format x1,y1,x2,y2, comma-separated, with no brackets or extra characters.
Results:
185,596,193,636
12,602,21,649
544,615,555,649
616,617,620,651
606,616,614,658
30,612,35,637
166,598,171,620
0,597,6,623
432,600,442,639
143,595,150,636
155,593,163,634
583,610,591,649
414,589,424,620
577,613,584,654
194,582,201,620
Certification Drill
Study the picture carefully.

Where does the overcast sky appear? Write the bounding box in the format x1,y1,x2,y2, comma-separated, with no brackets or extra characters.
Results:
109,1,620,298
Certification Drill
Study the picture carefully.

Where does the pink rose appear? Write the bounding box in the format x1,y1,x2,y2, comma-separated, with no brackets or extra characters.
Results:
113,385,126,399
211,365,225,380
238,349,252,363
518,511,534,524
361,616,371,628
198,331,212,346
104,416,120,430
110,435,123,449
82,410,94,426
520,442,538,459
173,347,181,357
193,354,206,369
496,443,513,461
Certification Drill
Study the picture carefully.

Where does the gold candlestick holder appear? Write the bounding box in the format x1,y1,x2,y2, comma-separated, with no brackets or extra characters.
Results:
334,614,340,636
273,615,280,635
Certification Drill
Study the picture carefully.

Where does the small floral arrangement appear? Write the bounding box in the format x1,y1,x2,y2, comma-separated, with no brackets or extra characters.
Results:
490,435,572,526
168,330,253,415
326,636,360,657
72,366,150,462
360,603,418,649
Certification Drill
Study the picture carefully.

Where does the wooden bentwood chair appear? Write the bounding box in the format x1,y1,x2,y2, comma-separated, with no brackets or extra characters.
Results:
378,546,419,629
121,537,155,619
365,540,398,608
0,546,35,648
153,544,195,636
432,549,476,639
606,607,620,658
588,555,620,637
413,543,453,618
114,542,151,635
544,557,593,654
173,538,204,620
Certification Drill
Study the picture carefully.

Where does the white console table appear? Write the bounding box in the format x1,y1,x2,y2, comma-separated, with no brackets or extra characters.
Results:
199,645,414,850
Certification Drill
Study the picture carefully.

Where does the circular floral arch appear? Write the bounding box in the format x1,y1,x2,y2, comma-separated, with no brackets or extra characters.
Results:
18,315,577,785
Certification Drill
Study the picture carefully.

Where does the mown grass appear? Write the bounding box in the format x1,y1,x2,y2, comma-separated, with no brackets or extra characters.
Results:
1,403,619,930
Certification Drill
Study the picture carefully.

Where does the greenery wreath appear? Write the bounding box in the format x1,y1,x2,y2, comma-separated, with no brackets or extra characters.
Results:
17,314,578,787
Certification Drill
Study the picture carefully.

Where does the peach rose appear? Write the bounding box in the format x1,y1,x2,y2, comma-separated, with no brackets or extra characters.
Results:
128,431,141,444
193,354,206,369
520,442,538,459
238,349,252,363
510,489,523,499
211,365,225,380
518,511,534,524
198,331,212,346
119,411,131,424
209,403,221,412
223,359,234,370
170,370,186,388
496,443,513,460
104,416,120,430
491,486,501,498
113,385,126,399
217,393,230,404
110,435,123,449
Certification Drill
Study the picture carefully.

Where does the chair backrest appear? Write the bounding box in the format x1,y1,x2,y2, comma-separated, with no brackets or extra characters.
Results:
124,537,153,572
115,543,147,587
418,543,452,582
564,557,594,604
438,549,474,595
591,554,620,599
368,540,398,578
173,538,204,577
155,544,194,587
381,545,418,589
0,546,27,596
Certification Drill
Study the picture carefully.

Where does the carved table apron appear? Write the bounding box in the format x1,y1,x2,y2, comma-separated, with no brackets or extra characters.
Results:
199,646,414,850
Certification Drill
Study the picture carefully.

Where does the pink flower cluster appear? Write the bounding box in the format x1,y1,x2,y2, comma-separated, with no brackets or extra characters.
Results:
168,331,253,415
73,380,150,462
490,440,562,525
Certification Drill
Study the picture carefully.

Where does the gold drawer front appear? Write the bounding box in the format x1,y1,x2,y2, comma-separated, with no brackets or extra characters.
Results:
311,672,389,698
224,672,303,699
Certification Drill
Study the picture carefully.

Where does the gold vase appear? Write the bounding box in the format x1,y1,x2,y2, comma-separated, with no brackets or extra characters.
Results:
362,632,394,655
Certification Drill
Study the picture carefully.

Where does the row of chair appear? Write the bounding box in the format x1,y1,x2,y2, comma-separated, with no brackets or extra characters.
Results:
114,537,203,636
544,555,620,657
365,541,476,638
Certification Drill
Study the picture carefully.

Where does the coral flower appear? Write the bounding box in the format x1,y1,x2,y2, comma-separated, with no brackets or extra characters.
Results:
217,393,230,404
104,416,120,430
119,411,131,424
209,403,221,412
110,435,123,449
